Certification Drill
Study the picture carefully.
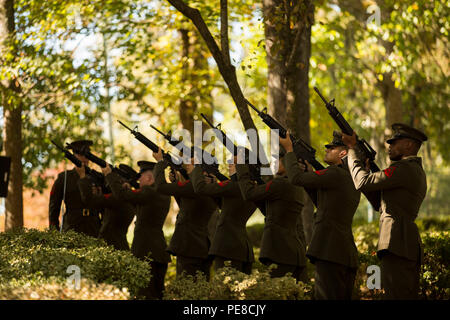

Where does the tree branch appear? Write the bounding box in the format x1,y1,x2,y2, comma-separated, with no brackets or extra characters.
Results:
220,0,230,66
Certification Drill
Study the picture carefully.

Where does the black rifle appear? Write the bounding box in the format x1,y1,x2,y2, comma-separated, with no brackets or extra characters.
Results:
51,140,106,189
245,99,325,170
314,87,380,172
150,125,229,182
80,150,139,189
200,113,264,184
117,120,189,180
118,164,140,183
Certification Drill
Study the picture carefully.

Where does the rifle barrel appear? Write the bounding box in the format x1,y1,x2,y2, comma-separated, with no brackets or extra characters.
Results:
200,113,215,128
313,87,328,105
117,120,133,131
245,99,259,113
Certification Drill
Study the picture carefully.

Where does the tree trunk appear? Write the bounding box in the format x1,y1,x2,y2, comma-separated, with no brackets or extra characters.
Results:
179,28,195,134
263,0,315,244
0,0,24,230
179,28,214,135
167,0,258,134
2,104,23,229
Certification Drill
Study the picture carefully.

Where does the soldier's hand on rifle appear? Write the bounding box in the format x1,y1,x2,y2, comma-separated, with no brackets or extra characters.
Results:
92,185,101,195
202,172,215,184
303,160,314,172
169,168,177,183
101,164,112,176
153,148,163,162
279,131,294,153
122,182,131,190
75,164,86,178
341,131,357,149
298,160,307,172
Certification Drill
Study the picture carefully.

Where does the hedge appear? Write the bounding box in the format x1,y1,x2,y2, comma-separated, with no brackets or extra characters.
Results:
0,228,150,299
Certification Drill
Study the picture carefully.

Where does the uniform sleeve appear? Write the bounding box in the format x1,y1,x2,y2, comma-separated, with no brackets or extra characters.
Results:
105,172,157,205
347,148,406,192
190,166,238,197
48,173,64,229
153,160,196,197
236,164,282,202
285,151,339,189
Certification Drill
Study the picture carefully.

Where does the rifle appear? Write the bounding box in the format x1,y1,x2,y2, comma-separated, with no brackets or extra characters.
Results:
51,140,106,188
80,150,140,189
313,87,380,172
245,99,325,170
117,120,189,180
118,164,140,183
150,125,229,182
200,113,264,185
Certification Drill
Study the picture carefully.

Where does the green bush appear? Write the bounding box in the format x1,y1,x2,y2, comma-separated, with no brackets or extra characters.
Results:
420,231,450,300
164,264,312,300
352,223,449,300
0,277,129,300
0,228,151,299
416,216,450,233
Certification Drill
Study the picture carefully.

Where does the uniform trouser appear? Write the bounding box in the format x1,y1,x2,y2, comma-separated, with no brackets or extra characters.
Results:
176,255,212,280
139,261,168,300
213,256,252,275
265,261,306,282
313,259,356,300
380,252,420,300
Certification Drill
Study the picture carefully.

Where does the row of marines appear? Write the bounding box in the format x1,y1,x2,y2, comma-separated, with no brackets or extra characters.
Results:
49,123,428,300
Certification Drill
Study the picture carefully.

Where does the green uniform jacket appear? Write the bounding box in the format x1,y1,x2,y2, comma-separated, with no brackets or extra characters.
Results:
49,169,101,237
284,152,361,268
190,166,256,262
154,161,218,260
106,172,171,263
236,164,307,267
77,177,135,251
347,150,427,262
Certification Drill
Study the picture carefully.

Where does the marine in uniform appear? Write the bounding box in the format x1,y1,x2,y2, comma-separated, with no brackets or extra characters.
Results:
186,158,257,275
153,148,218,280
77,164,135,251
342,123,428,300
236,148,307,281
280,131,361,299
48,140,102,237
103,161,171,300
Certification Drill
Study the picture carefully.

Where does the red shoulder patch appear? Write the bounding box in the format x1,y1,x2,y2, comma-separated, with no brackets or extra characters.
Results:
218,180,231,187
265,180,273,192
177,180,190,187
383,166,397,178
314,169,328,176
103,193,112,199
132,189,141,193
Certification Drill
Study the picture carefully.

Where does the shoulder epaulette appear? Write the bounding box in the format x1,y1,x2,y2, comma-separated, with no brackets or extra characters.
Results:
177,181,190,187
218,180,231,187
314,169,328,175
383,166,397,178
